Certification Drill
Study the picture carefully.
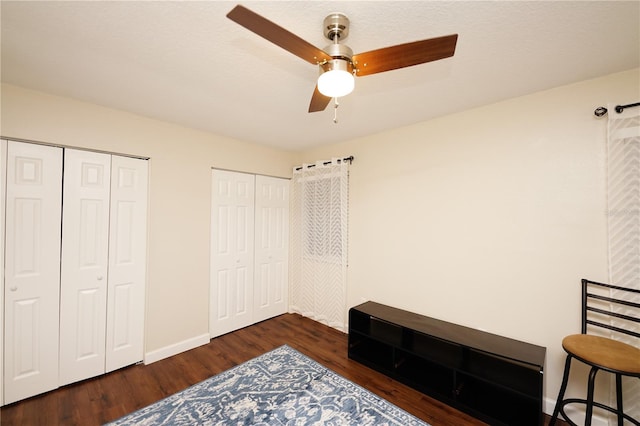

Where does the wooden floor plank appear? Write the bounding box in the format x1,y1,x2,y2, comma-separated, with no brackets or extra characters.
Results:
0,313,566,426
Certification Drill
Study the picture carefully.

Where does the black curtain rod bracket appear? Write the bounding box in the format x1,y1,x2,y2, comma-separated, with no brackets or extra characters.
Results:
594,102,640,117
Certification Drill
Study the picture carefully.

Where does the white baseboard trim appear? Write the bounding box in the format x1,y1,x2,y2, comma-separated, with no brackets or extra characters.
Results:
544,396,609,426
144,333,210,365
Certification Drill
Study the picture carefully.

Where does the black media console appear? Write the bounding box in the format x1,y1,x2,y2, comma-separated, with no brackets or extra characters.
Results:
348,301,546,426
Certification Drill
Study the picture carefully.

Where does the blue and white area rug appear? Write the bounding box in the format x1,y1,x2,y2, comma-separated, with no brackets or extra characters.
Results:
106,345,430,425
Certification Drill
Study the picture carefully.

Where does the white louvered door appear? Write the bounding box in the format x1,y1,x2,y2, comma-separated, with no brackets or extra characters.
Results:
4,141,63,404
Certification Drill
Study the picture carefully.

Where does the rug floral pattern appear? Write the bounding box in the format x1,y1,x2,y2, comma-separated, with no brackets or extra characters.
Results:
106,345,430,425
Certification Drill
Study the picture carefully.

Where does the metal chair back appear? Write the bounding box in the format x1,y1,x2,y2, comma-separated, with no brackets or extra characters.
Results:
581,278,640,340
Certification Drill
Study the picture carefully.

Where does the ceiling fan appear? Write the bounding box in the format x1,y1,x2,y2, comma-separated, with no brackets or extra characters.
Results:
227,5,458,113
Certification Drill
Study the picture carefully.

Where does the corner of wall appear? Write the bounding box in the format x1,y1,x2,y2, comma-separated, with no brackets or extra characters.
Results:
144,333,210,365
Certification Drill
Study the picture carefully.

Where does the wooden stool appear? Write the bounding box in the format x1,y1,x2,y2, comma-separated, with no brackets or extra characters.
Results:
549,280,640,426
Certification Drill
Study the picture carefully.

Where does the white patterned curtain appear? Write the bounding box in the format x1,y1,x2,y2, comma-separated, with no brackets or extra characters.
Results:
606,103,640,422
289,158,349,331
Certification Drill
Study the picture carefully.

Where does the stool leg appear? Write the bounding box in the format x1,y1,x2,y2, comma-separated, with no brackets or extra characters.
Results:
585,366,599,426
615,373,623,426
550,354,573,426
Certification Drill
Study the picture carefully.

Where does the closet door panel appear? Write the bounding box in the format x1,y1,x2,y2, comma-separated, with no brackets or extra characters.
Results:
4,141,62,404
59,149,111,386
106,155,148,372
210,170,255,338
253,175,289,323
1,140,5,405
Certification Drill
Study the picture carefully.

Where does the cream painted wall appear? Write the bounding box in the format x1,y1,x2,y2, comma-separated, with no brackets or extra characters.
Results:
0,83,299,357
302,68,640,414
2,68,639,415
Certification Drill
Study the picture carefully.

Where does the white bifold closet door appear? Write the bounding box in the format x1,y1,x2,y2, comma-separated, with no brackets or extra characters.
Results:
210,170,255,337
105,155,148,373
59,149,111,385
59,150,148,386
2,142,148,404
253,175,289,323
210,170,289,338
0,140,4,405
4,141,63,405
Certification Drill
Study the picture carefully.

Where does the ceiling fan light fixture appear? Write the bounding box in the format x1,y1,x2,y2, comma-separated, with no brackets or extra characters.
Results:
317,59,354,98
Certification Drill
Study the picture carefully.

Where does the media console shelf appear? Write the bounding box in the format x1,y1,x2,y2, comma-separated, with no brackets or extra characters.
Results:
348,301,546,426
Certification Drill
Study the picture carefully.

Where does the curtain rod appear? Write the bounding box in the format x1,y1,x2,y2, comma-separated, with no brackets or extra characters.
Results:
295,156,353,171
594,101,640,117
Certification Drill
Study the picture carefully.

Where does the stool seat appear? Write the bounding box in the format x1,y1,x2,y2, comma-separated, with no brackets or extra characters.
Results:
549,279,640,426
562,334,640,375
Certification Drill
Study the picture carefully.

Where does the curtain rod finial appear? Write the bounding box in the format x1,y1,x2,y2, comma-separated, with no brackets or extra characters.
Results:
594,106,608,117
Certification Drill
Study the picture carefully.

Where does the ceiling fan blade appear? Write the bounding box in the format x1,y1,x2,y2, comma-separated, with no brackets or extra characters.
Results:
308,85,332,112
227,5,331,65
352,34,458,77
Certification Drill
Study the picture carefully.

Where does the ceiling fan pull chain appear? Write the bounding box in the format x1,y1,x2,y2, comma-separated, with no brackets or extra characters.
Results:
333,98,340,123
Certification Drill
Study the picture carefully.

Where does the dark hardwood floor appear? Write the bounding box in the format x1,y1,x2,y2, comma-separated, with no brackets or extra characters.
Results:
1,313,566,426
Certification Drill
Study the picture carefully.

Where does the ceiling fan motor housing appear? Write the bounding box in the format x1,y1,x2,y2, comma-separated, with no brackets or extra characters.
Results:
319,43,355,77
322,14,354,75
323,43,353,61
324,13,349,41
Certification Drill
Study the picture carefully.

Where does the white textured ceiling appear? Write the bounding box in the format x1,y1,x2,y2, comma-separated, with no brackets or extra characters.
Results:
2,1,639,151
